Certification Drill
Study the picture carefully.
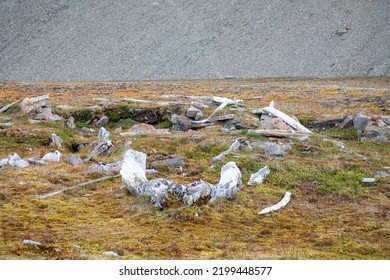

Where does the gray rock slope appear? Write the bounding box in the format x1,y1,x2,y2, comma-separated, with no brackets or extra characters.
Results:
1,0,389,81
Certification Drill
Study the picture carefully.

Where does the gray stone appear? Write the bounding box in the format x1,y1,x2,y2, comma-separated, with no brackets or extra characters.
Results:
185,106,203,121
252,141,291,156
28,157,48,165
362,130,389,142
151,156,184,169
377,120,386,128
258,119,275,130
353,115,370,141
375,171,390,177
251,108,267,116
94,115,109,128
51,133,63,150
171,114,191,131
66,154,84,167
340,115,354,129
191,101,209,110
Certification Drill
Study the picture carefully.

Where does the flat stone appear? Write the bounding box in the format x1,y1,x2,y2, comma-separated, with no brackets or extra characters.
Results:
66,154,84,167
151,156,184,169
171,114,191,131
251,108,267,116
28,157,48,165
251,141,291,156
375,171,390,177
185,106,203,120
340,115,354,129
94,115,109,128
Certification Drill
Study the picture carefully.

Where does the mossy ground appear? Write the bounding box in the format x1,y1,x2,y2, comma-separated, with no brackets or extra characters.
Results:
0,78,389,259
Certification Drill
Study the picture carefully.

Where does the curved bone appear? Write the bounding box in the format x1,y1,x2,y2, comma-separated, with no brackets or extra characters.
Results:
258,192,291,215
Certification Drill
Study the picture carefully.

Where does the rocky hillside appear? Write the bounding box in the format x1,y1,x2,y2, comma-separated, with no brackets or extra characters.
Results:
0,0,389,81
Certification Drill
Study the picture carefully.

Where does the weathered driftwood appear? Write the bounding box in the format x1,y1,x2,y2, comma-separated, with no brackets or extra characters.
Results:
120,149,242,209
36,175,121,199
0,101,18,113
262,102,312,134
258,192,291,215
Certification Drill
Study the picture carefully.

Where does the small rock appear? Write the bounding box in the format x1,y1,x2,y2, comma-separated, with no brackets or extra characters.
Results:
122,123,156,135
377,120,386,128
353,115,370,141
375,171,390,177
257,119,275,130
362,178,375,183
340,115,354,129
66,154,84,167
42,151,61,162
362,130,389,142
252,141,291,157
151,156,184,169
185,106,204,121
94,115,109,128
251,108,267,116
51,133,63,150
28,157,48,165
191,101,209,110
171,114,191,132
